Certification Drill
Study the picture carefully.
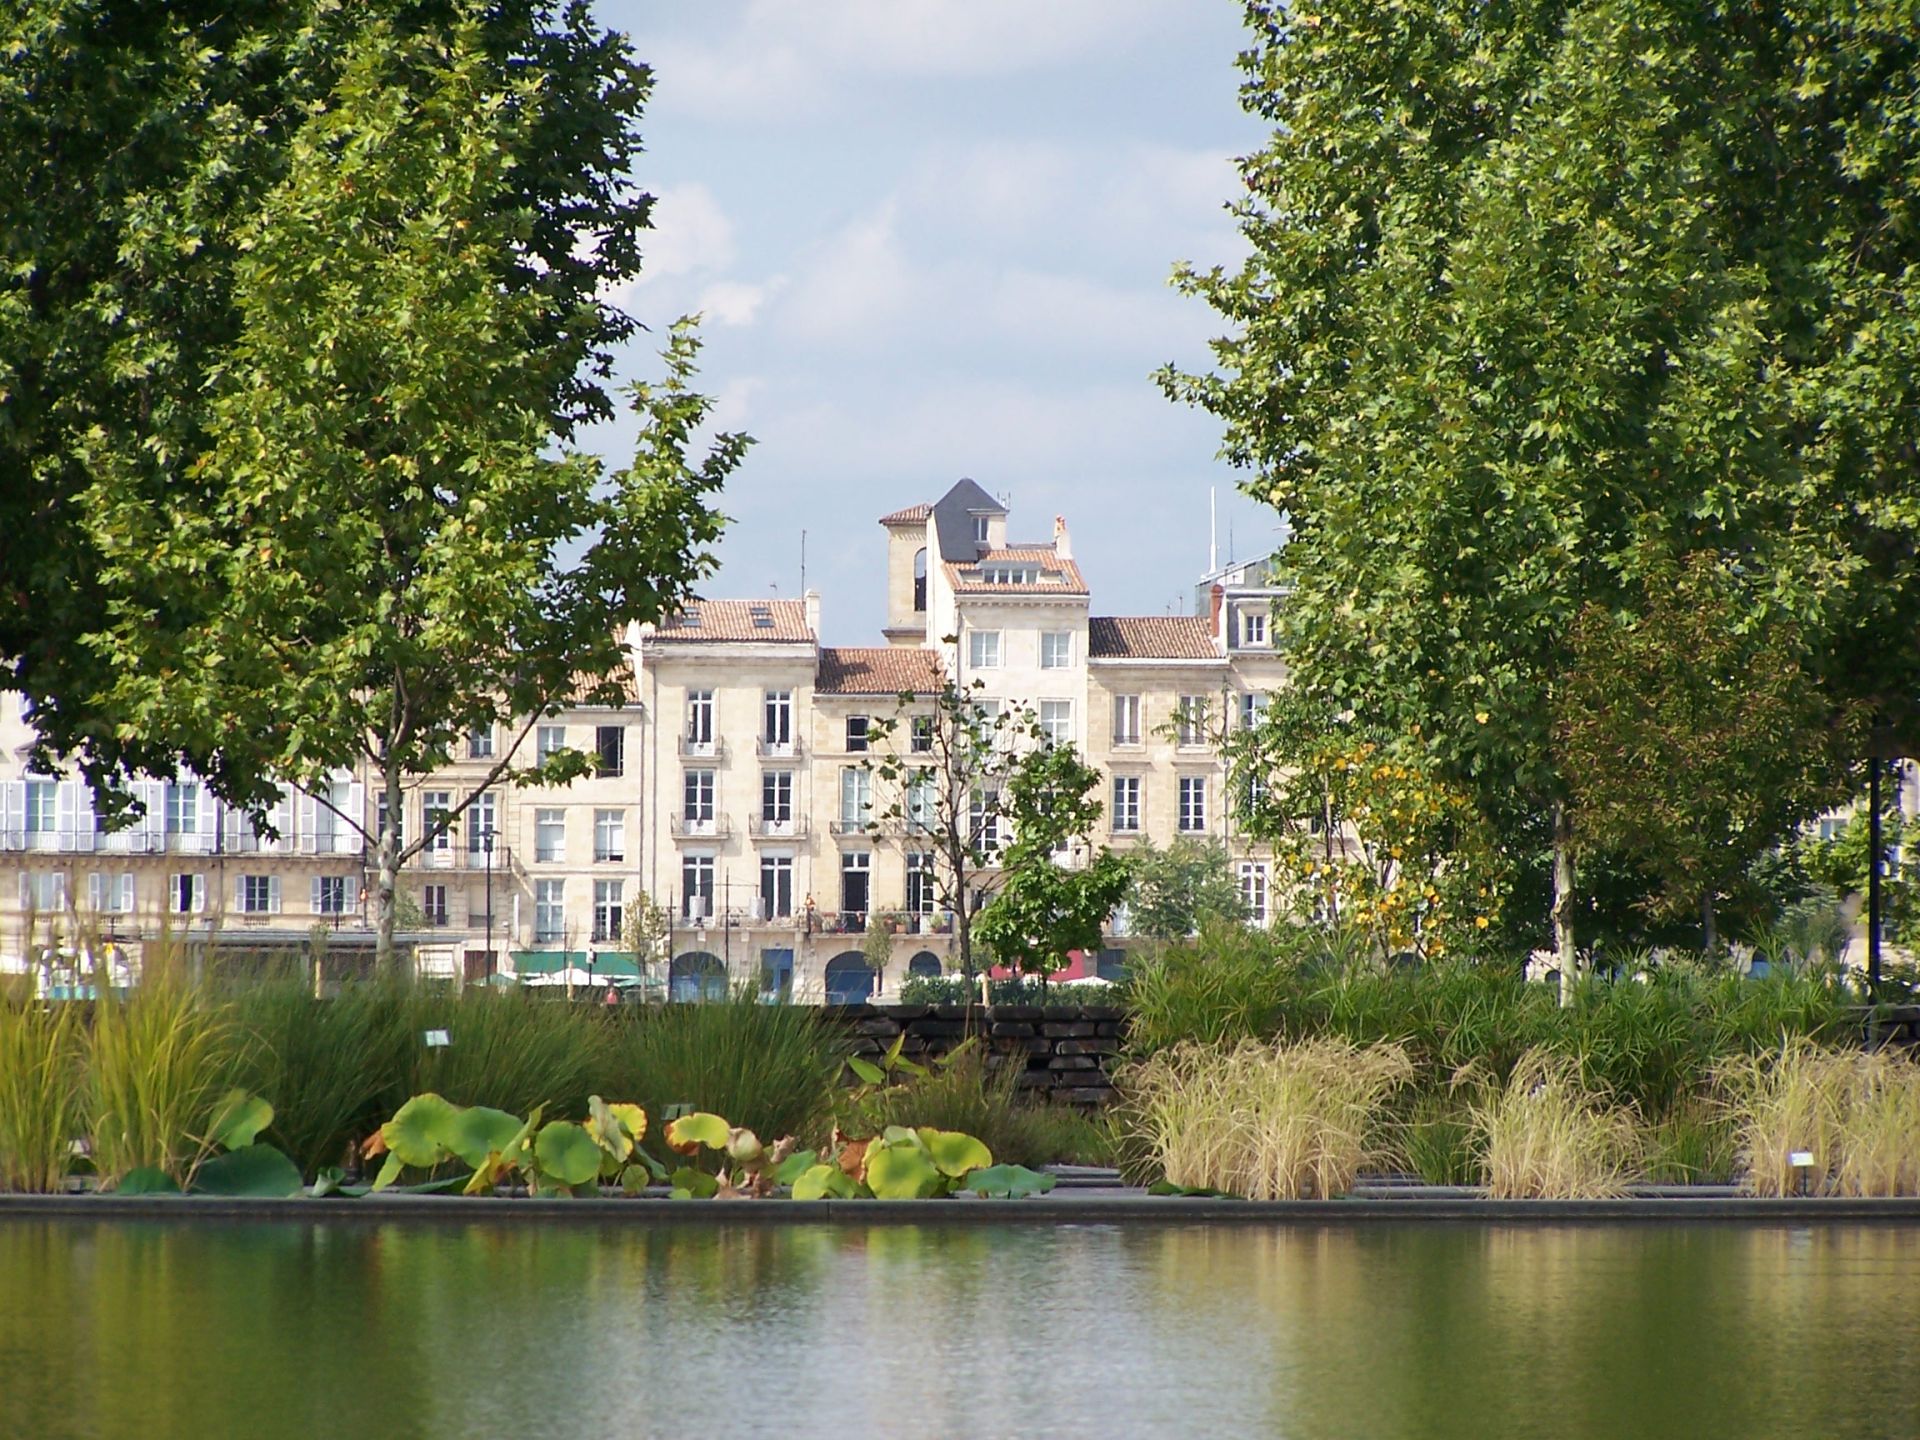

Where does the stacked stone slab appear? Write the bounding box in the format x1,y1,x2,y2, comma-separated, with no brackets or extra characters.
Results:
821,1003,1127,1107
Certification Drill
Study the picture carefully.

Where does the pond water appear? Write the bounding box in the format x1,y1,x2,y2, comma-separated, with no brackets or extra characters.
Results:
4,1218,1919,1439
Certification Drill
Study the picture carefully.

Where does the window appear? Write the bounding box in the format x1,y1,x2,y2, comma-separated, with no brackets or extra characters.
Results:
1177,696,1210,747
467,791,497,855
763,690,793,748
1240,692,1270,730
845,715,870,753
1112,695,1142,747
762,770,794,825
592,880,624,942
840,767,871,827
1239,862,1269,926
423,791,452,852
841,851,871,918
422,884,449,926
974,514,991,545
467,726,494,759
594,809,625,863
535,808,565,863
536,724,566,763
1240,610,1269,646
980,565,1036,585
88,873,134,914
314,876,349,916
1242,771,1270,817
910,715,934,753
25,780,55,835
534,879,566,942
165,782,200,835
906,852,935,916
22,872,66,912
906,772,936,833
376,794,402,848
684,770,715,825
1040,700,1074,746
170,873,204,914
913,548,928,612
595,725,625,778
681,855,715,921
1112,776,1141,833
967,630,1001,669
1179,776,1207,832
239,874,278,914
760,854,793,919
970,789,1002,859
1040,631,1072,669
686,690,714,748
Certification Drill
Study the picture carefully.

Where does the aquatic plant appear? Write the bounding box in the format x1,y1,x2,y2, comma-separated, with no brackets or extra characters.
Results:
1471,1050,1643,1200
0,999,86,1193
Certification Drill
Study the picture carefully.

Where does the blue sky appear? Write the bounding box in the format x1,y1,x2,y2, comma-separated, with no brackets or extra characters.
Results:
587,2,1279,643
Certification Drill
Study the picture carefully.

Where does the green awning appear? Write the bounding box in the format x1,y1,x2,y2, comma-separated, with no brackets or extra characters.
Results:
510,950,641,978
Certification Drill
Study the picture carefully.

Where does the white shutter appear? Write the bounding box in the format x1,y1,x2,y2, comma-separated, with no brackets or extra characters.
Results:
137,781,165,851
51,874,67,911
18,872,29,908
269,876,281,914
0,780,23,849
191,874,206,913
311,877,323,914
342,782,365,854
119,874,135,913
236,875,248,910
88,872,104,911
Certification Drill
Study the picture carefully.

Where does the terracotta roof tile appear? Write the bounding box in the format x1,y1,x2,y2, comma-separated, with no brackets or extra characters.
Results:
646,599,814,644
816,647,944,696
878,503,932,527
945,547,1088,595
1087,616,1220,661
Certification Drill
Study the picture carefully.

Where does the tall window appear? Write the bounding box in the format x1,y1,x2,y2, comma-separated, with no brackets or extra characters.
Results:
973,514,991,545
1240,609,1268,645
165,781,200,835
762,771,794,825
22,872,65,911
595,725,625,777
240,874,278,914
967,630,1001,669
840,767,871,827
534,879,566,942
466,791,497,855
536,724,566,762
592,879,624,942
913,547,928,611
1177,696,1210,747
906,851,935,916
24,780,55,836
1178,776,1207,832
1111,776,1141,833
683,770,715,826
1040,631,1072,669
970,789,1002,859
422,884,449,926
314,876,349,916
905,772,936,833
910,715,935,753
686,690,715,748
841,851,871,918
1039,700,1074,746
681,855,715,920
594,809,625,863
535,808,565,863
1239,862,1269,926
423,790,452,852
760,854,793,919
763,690,793,747
1240,692,1270,730
376,794,402,848
845,715,870,752
170,873,204,914
88,873,134,914
467,726,494,759
1112,695,1142,747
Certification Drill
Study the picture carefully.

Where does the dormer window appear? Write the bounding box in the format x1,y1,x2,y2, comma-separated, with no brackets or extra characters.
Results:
974,514,991,545
1241,610,1269,646
980,565,1038,585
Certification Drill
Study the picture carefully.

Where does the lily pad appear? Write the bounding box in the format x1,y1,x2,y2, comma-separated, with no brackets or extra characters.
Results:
866,1142,943,1199
664,1111,730,1154
115,1167,181,1196
534,1121,603,1187
919,1128,992,1178
962,1164,1057,1199
669,1166,720,1199
585,1095,634,1162
208,1089,275,1152
193,1144,304,1198
790,1164,857,1201
773,1149,822,1186
606,1102,648,1145
446,1106,526,1170
380,1093,459,1169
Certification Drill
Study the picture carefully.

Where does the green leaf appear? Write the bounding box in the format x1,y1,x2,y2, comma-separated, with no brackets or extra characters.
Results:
663,1111,731,1153
115,1167,182,1196
865,1143,943,1199
669,1166,720,1199
585,1095,635,1162
380,1093,459,1169
444,1106,526,1170
963,1164,1057,1199
192,1144,304,1198
773,1149,822,1186
372,1152,406,1193
847,1056,886,1086
790,1164,857,1201
919,1128,993,1178
207,1089,275,1152
533,1121,603,1187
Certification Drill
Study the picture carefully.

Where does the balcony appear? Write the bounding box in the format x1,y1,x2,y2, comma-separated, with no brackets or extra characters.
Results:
677,735,727,760
748,815,809,840
755,737,803,759
1,825,368,859
817,910,867,935
408,845,513,873
670,813,731,841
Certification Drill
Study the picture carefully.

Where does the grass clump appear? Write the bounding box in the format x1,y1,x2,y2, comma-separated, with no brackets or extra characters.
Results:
1720,1041,1920,1197
87,971,240,1189
844,1047,1118,1167
404,988,605,1119
0,1000,87,1193
1121,1037,1411,1199
1471,1050,1644,1199
1125,924,1297,1053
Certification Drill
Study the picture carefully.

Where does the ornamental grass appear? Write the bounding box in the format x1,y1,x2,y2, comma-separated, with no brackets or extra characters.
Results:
0,997,86,1193
1720,1040,1920,1197
1471,1049,1644,1199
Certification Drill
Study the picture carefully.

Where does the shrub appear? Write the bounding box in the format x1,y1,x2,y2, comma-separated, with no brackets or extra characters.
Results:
1396,1093,1481,1187
1125,924,1299,1054
1471,1049,1643,1199
1120,1037,1411,1199
0,1000,86,1193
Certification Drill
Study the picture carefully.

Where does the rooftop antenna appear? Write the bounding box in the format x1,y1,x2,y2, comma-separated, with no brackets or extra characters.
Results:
1209,487,1218,574
799,529,807,595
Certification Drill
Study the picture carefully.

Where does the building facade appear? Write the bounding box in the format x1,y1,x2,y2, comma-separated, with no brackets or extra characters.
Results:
2,480,1287,998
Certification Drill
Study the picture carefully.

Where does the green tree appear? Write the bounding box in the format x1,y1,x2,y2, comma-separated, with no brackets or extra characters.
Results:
88,20,741,968
1123,837,1247,944
620,889,671,985
1558,551,1859,950
0,0,655,812
1165,1,1920,980
974,743,1131,982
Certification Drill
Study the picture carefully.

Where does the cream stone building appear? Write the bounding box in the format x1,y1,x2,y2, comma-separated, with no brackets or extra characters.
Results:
1,479,1288,999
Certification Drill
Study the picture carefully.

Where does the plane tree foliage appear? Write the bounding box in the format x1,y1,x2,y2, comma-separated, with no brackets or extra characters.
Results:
1164,0,1920,967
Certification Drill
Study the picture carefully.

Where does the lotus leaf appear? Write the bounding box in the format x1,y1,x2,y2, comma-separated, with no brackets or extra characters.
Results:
881,1125,923,1149
962,1164,1057,1199
866,1142,942,1199
586,1096,634,1163
380,1093,460,1169
373,1152,406,1192
310,1166,346,1199
619,1165,653,1195
773,1149,821,1186
535,1121,603,1187
463,1153,508,1196
207,1089,275,1152
446,1106,526,1170
193,1144,304,1198
606,1102,648,1145
116,1167,181,1196
669,1166,720,1199
664,1112,730,1154
919,1129,992,1179
790,1164,857,1201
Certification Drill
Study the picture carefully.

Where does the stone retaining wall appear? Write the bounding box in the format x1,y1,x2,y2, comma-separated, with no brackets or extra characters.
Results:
819,1003,1128,1106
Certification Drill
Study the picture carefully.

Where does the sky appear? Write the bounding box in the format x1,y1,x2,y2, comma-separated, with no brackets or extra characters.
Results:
586,1,1280,644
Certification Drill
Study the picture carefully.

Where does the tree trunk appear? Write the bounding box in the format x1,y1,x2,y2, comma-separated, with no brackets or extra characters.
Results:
1701,889,1717,954
375,758,403,978
1551,799,1577,1007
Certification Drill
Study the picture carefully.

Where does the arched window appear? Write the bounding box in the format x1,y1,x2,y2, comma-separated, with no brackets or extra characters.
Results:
669,951,727,1003
913,548,927,612
907,951,942,979
824,951,876,1004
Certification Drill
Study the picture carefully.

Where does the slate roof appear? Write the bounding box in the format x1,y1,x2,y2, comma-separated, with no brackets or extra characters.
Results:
646,599,814,643
878,503,932,527
1087,616,1220,661
930,477,1007,563
815,647,944,696
945,546,1088,595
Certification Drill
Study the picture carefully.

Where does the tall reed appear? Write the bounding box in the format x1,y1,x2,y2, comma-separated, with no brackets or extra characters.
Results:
1121,1037,1411,1199
0,1000,87,1192
87,973,241,1188
1471,1049,1643,1199
1719,1041,1920,1197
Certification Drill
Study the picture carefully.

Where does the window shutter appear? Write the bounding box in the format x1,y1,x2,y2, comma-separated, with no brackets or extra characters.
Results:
311,877,323,914
88,872,104,911
235,875,247,910
120,874,135,913
17,873,28,909
269,876,281,913
0,780,22,848
344,783,365,853
192,874,206,913
137,781,165,850
52,874,67,911
297,790,318,853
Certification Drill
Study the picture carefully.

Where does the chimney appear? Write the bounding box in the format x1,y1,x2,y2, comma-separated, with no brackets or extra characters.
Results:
803,588,822,639
1209,584,1225,640
1053,514,1072,560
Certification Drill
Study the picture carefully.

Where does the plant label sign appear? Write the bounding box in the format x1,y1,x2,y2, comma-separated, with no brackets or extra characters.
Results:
423,1029,451,1048
1790,1151,1815,1168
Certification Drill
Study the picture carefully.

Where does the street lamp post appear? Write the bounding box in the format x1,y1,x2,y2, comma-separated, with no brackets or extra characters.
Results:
481,825,496,982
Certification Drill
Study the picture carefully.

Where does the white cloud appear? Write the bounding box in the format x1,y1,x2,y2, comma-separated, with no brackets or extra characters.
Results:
696,280,775,328
635,182,737,285
772,202,913,345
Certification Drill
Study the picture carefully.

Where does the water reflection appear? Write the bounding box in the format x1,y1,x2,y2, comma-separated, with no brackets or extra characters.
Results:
3,1219,1918,1439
